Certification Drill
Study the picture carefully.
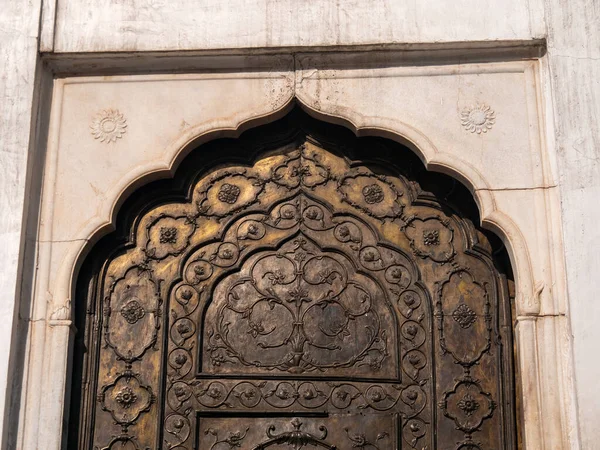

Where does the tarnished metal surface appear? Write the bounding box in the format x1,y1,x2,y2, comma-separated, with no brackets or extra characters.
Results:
75,122,516,449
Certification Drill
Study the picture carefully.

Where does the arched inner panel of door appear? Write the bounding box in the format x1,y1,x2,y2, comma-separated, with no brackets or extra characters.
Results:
70,107,518,450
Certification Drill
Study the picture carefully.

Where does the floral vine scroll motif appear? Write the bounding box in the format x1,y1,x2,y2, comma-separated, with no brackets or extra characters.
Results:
165,413,192,446
270,146,331,191
204,427,249,450
206,237,389,374
345,428,389,449
402,418,427,448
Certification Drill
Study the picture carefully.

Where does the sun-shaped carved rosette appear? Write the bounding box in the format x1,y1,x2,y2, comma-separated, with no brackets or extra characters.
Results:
90,109,128,143
461,104,495,134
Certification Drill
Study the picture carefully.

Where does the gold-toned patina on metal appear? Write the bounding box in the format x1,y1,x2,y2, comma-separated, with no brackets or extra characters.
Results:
73,111,517,450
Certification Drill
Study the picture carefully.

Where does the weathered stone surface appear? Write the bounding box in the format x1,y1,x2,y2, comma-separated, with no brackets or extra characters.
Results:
0,0,42,447
49,0,542,53
545,1,600,447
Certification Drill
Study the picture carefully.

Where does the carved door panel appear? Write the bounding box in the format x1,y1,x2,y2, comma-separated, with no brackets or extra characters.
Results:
74,117,516,450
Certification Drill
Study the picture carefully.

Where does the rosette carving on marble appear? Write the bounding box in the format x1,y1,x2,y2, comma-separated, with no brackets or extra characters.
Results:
90,109,127,143
461,104,496,134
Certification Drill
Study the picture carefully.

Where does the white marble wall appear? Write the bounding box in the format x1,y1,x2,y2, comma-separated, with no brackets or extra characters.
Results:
45,0,545,53
545,1,600,448
1,1,598,449
0,0,42,447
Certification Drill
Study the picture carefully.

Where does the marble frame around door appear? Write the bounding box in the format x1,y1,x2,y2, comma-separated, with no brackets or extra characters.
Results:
16,53,578,450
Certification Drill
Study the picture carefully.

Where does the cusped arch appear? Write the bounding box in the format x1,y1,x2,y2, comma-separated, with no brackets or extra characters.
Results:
69,106,519,450
58,99,534,324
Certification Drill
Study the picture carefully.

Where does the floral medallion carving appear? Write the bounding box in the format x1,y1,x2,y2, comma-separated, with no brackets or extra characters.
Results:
422,230,439,246
362,184,385,204
146,216,195,259
436,268,491,366
461,104,496,134
452,303,477,329
98,373,154,426
338,173,404,220
458,393,480,416
120,300,145,324
159,226,178,244
439,379,495,433
217,183,241,204
115,386,138,409
90,109,127,143
403,217,455,262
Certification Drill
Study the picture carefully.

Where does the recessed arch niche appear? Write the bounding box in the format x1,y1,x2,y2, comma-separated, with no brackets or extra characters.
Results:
70,107,518,450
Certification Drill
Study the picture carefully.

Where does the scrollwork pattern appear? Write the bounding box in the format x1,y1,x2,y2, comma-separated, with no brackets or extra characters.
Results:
206,237,389,373
89,138,510,450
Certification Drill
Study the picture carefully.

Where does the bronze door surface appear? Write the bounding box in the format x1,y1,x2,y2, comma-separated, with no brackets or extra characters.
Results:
72,111,517,450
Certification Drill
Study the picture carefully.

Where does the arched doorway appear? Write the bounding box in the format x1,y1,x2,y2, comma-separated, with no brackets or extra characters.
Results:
70,107,517,449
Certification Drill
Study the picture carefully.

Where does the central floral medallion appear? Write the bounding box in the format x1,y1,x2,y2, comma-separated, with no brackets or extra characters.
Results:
159,226,178,244
217,183,241,204
362,184,385,204
120,299,145,324
452,303,477,329
206,236,389,374
457,394,480,416
90,109,128,143
115,386,138,409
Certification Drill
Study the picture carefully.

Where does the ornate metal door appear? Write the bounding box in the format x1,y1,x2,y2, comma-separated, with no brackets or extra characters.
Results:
72,114,517,450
